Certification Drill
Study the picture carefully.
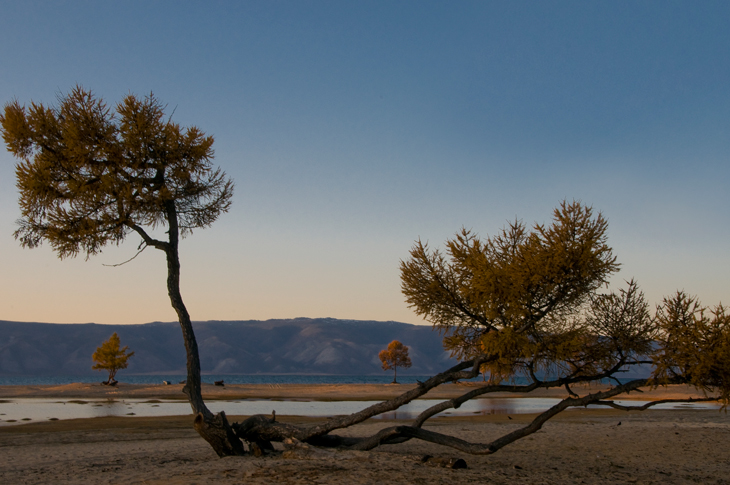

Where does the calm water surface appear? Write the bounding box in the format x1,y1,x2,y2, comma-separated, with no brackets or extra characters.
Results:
0,397,718,426
0,375,452,386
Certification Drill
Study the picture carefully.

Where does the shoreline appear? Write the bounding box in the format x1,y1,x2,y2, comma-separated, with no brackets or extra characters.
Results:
0,382,713,401
2,383,720,431
1,384,726,484
1,407,727,484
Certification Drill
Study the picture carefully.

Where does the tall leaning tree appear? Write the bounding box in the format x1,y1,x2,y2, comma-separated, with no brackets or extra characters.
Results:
0,87,242,456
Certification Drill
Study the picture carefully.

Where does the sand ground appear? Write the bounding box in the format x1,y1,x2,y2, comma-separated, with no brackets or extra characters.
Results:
0,381,712,401
0,384,727,484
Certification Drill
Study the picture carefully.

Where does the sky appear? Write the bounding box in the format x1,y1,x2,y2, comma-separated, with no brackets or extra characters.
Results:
0,1,728,325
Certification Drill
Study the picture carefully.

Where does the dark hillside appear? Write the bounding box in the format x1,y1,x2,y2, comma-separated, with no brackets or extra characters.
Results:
0,318,455,376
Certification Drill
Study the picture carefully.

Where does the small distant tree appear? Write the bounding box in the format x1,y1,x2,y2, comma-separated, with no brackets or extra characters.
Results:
379,340,412,383
92,332,134,384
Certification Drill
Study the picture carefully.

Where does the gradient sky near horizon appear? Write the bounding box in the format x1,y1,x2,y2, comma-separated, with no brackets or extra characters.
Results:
1,1,728,325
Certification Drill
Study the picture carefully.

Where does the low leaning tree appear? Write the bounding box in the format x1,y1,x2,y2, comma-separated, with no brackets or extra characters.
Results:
232,201,727,454
4,88,727,458
386,201,728,452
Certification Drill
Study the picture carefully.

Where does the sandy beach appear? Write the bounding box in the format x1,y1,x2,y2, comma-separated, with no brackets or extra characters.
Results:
0,383,727,484
0,381,713,401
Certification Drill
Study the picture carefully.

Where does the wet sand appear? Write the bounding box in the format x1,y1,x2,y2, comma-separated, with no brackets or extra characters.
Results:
0,384,726,484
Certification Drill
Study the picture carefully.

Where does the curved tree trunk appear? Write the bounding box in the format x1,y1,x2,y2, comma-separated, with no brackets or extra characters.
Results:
164,203,244,457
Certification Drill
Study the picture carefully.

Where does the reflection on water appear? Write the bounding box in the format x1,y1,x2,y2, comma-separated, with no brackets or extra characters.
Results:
0,397,719,426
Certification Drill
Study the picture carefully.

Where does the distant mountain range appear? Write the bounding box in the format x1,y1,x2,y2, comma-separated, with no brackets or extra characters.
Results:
0,318,458,376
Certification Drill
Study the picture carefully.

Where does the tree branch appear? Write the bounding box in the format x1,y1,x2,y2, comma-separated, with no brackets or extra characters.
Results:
412,381,542,428
102,243,148,267
593,397,719,411
127,223,168,251
232,356,494,443
411,357,637,430
350,379,654,453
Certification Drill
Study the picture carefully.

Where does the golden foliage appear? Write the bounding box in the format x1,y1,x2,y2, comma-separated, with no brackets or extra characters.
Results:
401,201,619,362
476,327,532,383
401,201,729,404
379,340,412,382
0,86,233,259
653,293,730,407
92,332,135,383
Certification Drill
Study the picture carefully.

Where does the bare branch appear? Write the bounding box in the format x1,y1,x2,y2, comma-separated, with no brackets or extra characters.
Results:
350,379,655,453
593,397,720,411
412,381,541,428
102,243,148,267
232,356,494,443
411,360,644,429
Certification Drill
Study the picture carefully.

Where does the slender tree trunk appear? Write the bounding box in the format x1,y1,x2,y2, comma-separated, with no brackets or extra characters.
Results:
164,246,208,416
164,203,244,457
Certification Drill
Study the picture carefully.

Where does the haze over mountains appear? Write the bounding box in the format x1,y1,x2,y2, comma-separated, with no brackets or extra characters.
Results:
0,318,457,376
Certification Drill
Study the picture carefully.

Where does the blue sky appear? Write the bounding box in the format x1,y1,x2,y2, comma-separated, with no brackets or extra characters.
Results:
1,1,728,324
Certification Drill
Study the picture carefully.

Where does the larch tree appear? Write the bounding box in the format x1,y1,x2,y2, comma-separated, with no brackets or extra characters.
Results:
382,201,728,453
379,340,412,383
4,89,726,458
1,87,241,456
228,201,726,456
92,332,135,384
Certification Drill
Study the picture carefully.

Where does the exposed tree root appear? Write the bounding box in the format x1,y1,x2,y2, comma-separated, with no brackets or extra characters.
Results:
193,411,246,457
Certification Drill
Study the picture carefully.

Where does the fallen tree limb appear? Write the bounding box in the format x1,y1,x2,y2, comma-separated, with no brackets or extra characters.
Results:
346,378,715,454
231,365,707,455
232,355,495,444
411,358,635,428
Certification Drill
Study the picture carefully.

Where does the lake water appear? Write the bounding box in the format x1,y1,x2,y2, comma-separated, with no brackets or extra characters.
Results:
0,374,712,426
0,374,640,386
0,397,719,426
0,375,461,386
